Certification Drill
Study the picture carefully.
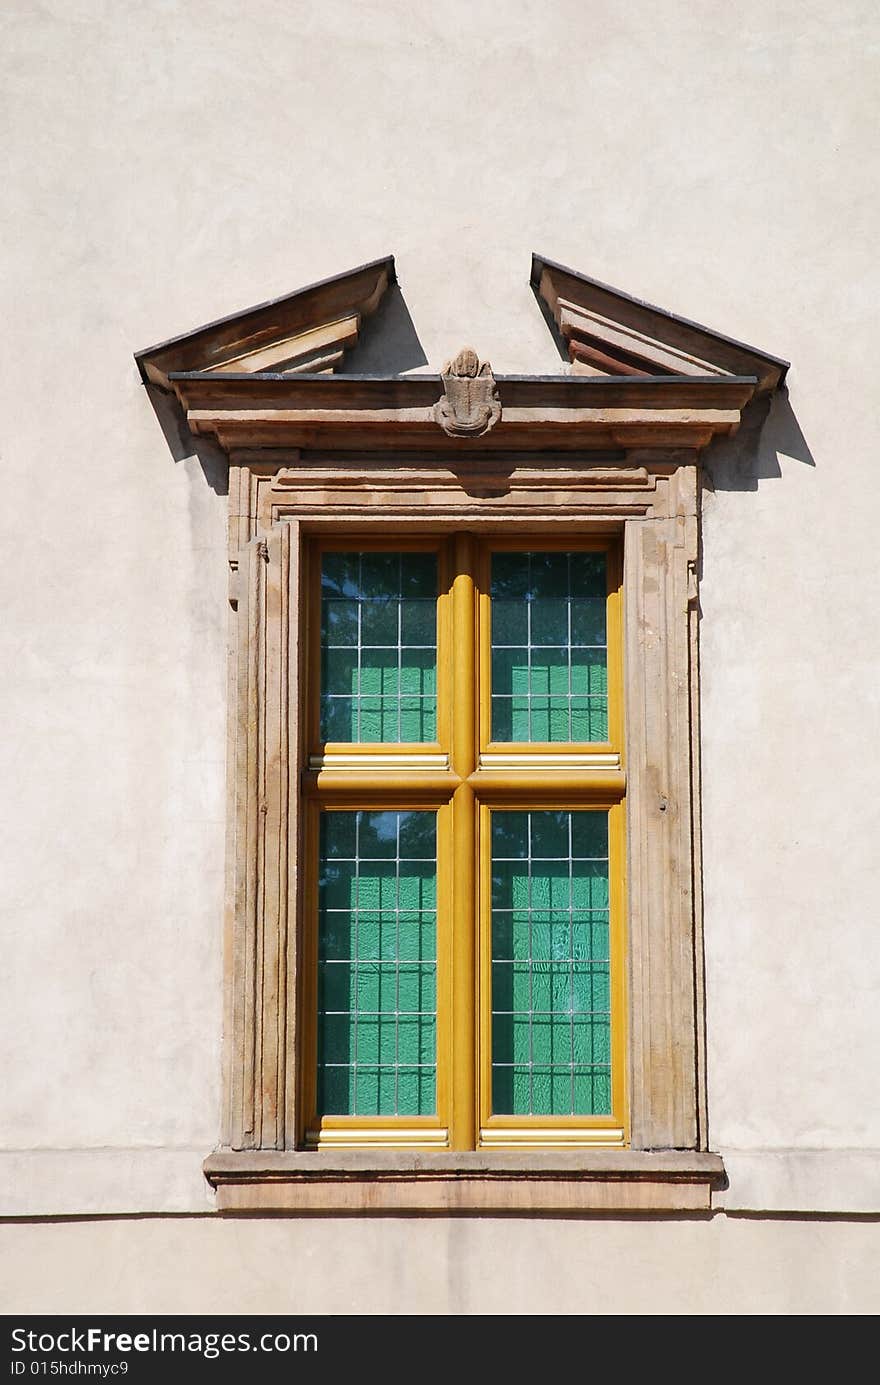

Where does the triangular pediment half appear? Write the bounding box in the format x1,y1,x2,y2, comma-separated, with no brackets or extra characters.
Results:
135,256,395,389
532,254,788,395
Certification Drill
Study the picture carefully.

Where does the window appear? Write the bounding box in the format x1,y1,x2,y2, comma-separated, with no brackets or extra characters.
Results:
300,536,626,1149
137,255,785,1206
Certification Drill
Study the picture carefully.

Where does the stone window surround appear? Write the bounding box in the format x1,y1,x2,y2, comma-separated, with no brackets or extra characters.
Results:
135,255,788,1212
206,449,720,1212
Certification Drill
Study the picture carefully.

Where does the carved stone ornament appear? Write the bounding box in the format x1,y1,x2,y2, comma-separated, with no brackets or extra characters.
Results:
433,347,502,437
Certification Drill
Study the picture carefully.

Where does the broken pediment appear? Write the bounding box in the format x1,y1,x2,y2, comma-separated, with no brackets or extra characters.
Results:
135,255,395,389
136,252,789,456
532,253,788,395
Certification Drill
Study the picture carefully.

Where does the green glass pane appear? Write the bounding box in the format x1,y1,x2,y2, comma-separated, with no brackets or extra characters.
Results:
574,963,610,1013
508,1067,534,1113
530,811,569,858
491,1064,515,1113
491,697,513,740
492,647,530,697
525,914,571,961
574,1069,611,1115
359,552,399,597
572,812,608,858
361,601,399,645
399,811,436,858
493,600,529,645
492,811,529,859
572,861,609,909
571,597,606,646
321,598,359,646
491,860,529,909
573,1015,611,1064
319,859,356,910
492,914,513,960
318,1066,353,1115
319,911,355,961
531,598,568,645
528,552,569,597
529,701,550,741
318,962,353,1013
399,863,436,909
320,552,437,745
401,599,435,645
490,551,608,744
321,552,360,597
570,703,608,741
399,648,436,695
321,696,356,742
418,1070,436,1114
319,1013,353,1065
317,812,438,1118
397,913,436,961
570,647,607,694
381,702,401,741
492,552,529,597
569,552,607,598
490,810,612,1117
572,914,609,960
401,553,437,597
357,812,398,858
321,813,357,861
356,1068,381,1115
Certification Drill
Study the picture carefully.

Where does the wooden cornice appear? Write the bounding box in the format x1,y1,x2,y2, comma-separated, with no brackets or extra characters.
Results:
134,255,396,389
532,253,789,395
168,370,757,453
136,255,789,459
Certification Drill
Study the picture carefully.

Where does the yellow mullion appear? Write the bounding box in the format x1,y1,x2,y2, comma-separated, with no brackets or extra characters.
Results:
608,798,629,1141
449,533,478,1149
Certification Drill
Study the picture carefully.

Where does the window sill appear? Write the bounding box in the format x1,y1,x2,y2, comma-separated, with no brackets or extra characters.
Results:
203,1150,725,1213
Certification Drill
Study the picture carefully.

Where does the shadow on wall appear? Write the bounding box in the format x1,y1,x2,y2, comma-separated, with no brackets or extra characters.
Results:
138,285,428,494
142,382,231,498
530,281,571,362
339,284,428,374
702,386,815,493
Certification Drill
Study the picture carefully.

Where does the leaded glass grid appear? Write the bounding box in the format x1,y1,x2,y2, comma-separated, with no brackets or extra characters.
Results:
490,550,607,743
317,810,437,1117
490,809,611,1116
320,551,437,744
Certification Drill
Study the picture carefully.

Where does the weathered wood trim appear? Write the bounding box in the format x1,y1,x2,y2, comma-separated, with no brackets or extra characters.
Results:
624,468,702,1149
169,373,754,453
134,256,395,388
532,253,789,394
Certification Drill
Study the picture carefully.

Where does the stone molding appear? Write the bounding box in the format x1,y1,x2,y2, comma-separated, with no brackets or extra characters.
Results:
220,450,709,1165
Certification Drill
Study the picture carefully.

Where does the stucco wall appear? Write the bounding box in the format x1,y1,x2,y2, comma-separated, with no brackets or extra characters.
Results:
2,0,879,1304
1,1215,878,1316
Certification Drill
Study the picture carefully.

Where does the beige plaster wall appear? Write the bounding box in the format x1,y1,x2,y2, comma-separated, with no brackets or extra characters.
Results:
1,0,879,1254
1,1214,878,1316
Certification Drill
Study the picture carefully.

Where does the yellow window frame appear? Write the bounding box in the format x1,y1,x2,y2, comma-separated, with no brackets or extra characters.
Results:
300,532,627,1150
